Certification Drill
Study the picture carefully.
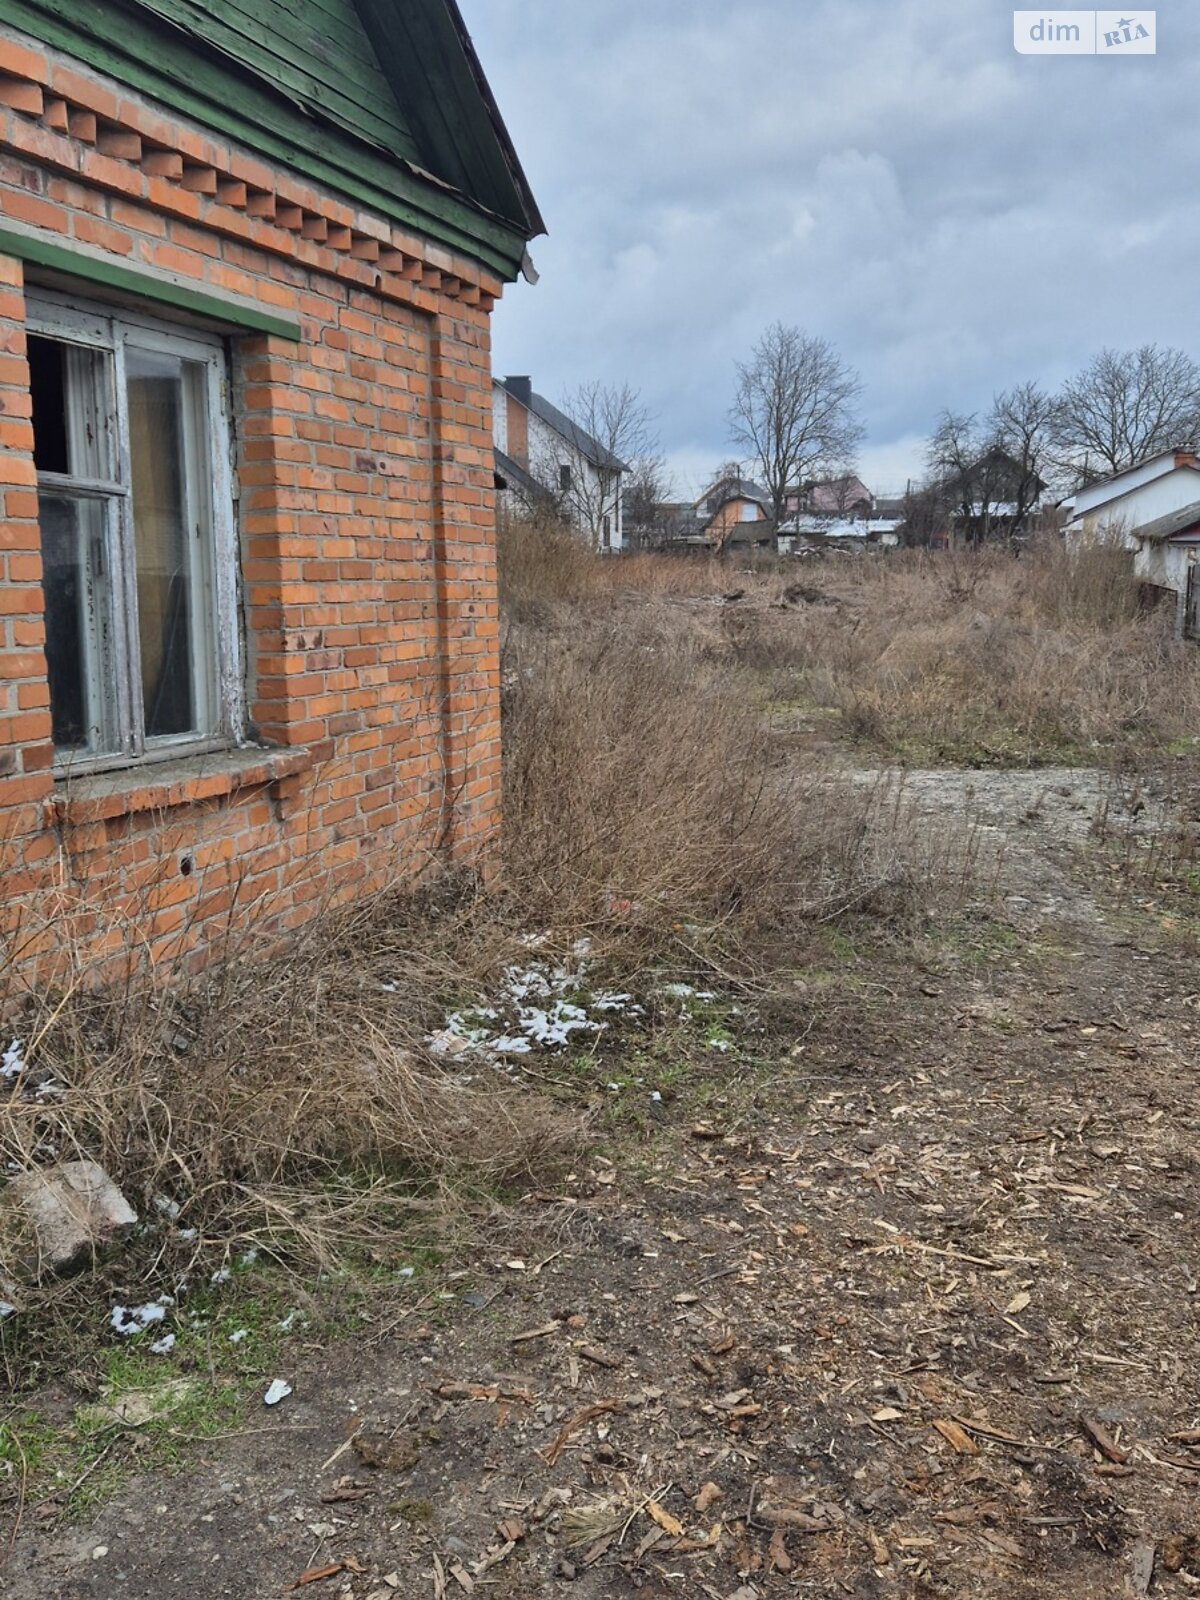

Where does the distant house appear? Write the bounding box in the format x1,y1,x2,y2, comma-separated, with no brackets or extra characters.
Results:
776,517,901,553
493,376,626,548
1066,449,1200,542
941,447,1046,543
776,477,903,552
786,475,874,520
694,474,773,550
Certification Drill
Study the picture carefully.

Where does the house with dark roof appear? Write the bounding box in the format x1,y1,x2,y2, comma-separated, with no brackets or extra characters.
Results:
493,375,627,548
0,0,542,979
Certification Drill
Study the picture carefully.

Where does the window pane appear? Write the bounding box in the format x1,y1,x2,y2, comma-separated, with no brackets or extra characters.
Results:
28,336,111,478
38,492,120,755
125,347,213,741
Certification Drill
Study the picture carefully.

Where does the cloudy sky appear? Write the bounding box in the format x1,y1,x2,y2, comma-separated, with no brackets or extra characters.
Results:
461,2,1192,497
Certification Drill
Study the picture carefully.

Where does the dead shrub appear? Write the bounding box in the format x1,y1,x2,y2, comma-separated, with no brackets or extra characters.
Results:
502,620,784,930
0,882,580,1288
500,599,976,943
1021,528,1144,629
0,516,991,1317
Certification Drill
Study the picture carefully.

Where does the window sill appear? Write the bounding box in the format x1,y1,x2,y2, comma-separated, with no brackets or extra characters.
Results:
46,745,316,827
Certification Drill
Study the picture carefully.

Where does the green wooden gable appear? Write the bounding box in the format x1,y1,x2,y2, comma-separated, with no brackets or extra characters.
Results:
0,0,543,279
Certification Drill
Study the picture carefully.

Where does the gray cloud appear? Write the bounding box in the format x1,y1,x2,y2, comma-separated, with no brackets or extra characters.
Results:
462,1,1195,494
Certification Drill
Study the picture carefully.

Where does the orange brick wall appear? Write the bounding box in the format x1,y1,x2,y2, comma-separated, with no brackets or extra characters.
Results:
0,35,506,979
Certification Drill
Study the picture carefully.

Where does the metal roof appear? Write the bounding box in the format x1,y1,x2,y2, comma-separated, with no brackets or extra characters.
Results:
493,448,544,499
498,379,627,474
698,475,771,509
1132,500,1200,544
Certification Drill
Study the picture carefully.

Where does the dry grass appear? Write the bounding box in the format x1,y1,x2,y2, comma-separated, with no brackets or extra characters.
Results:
497,509,785,622
740,535,1200,767
0,512,992,1318
499,516,980,941
0,883,579,1294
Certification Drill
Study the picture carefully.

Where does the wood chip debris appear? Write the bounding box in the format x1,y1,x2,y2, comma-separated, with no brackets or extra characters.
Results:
544,1401,625,1466
577,1344,621,1369
1081,1414,1129,1464
287,1557,365,1591
510,1320,561,1344
646,1499,684,1537
768,1527,793,1572
694,1481,723,1513
437,1382,535,1405
932,1418,980,1456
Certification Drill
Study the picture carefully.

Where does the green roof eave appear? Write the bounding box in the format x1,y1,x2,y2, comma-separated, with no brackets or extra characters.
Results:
0,0,537,280
353,0,544,241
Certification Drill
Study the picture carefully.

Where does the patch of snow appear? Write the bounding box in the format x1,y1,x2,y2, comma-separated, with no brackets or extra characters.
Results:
263,1378,292,1406
148,1333,175,1355
210,1267,231,1286
489,1035,533,1055
110,1296,174,1337
153,1195,181,1221
228,1328,249,1344
1,1040,24,1080
659,983,716,1002
425,951,649,1063
0,1301,15,1319
592,991,635,1012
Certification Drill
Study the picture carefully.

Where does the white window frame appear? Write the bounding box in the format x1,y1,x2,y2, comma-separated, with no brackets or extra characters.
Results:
27,289,243,775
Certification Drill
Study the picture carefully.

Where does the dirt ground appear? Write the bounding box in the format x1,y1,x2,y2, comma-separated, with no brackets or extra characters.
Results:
7,762,1200,1600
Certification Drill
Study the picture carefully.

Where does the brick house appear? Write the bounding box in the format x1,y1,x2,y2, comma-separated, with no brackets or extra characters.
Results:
0,0,543,976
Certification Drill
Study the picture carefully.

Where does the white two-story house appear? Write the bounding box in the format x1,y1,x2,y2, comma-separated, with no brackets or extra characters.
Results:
493,375,626,549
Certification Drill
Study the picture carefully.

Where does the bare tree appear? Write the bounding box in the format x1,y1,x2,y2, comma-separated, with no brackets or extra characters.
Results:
988,380,1057,522
729,324,863,526
622,455,675,550
1055,345,1200,483
925,389,1054,545
529,381,658,550
926,410,996,543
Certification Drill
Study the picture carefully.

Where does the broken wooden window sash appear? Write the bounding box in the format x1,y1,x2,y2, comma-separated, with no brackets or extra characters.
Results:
27,291,243,775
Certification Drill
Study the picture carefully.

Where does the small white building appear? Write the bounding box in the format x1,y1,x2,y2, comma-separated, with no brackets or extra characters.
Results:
776,515,902,554
1066,449,1200,541
493,376,626,549
1064,451,1200,637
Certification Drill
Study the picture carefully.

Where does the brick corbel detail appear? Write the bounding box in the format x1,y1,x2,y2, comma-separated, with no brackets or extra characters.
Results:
0,36,504,313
